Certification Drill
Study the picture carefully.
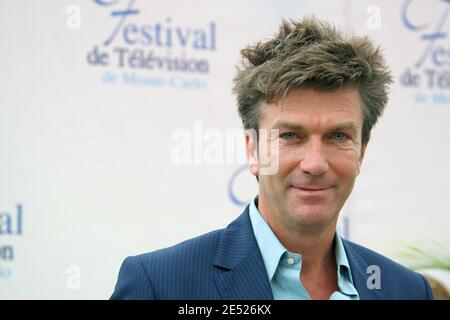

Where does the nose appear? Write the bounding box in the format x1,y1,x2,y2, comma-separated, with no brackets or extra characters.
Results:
299,138,329,176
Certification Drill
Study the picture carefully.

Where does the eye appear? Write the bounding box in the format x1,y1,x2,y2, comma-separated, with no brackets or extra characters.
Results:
330,132,349,142
280,132,298,141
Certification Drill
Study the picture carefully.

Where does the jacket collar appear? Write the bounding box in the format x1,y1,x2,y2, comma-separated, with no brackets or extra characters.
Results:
213,205,274,300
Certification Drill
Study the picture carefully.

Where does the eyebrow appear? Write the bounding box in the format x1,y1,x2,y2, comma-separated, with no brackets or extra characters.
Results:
271,120,359,134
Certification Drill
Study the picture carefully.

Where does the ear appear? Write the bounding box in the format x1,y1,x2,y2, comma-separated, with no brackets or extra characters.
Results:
356,138,369,176
245,130,259,177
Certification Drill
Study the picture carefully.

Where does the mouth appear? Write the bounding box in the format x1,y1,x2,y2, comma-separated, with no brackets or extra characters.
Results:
291,186,333,196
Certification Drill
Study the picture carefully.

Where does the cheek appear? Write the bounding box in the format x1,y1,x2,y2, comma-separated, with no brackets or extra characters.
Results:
330,152,361,184
276,149,300,177
258,150,295,193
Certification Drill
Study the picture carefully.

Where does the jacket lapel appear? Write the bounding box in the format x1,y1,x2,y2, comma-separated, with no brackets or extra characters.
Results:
213,206,274,300
343,240,386,300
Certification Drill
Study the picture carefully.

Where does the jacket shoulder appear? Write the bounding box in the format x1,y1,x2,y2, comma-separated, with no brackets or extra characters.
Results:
111,228,225,300
136,228,223,263
344,240,433,299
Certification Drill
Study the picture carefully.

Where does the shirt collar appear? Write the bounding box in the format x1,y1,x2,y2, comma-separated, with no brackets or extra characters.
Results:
249,197,285,281
334,228,358,296
249,197,358,297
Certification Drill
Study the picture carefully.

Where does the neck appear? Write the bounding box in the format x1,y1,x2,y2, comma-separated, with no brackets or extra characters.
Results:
256,196,338,275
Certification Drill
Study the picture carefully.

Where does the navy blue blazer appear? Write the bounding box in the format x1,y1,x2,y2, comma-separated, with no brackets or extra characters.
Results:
111,206,433,300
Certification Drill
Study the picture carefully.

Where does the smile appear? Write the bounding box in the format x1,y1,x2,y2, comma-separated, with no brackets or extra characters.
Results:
291,186,333,196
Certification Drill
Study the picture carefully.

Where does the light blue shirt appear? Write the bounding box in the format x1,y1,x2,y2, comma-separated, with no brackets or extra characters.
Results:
249,198,359,300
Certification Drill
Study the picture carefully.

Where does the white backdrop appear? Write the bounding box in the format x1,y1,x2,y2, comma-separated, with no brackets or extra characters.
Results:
0,0,449,299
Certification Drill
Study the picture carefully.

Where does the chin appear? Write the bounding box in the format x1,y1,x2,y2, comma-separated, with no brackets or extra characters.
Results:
287,205,335,228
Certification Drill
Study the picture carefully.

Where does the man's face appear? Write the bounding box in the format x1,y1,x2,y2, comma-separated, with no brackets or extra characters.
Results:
246,86,367,232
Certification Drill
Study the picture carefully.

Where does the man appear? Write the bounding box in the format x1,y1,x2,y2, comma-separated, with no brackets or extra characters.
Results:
111,17,433,300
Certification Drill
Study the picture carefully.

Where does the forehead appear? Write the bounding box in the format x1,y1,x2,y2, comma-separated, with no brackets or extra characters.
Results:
260,87,363,129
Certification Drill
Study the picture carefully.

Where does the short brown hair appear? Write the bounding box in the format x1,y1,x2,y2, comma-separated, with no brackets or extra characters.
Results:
233,17,393,144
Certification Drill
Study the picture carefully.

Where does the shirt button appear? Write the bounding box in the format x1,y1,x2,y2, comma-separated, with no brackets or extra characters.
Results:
286,257,295,265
